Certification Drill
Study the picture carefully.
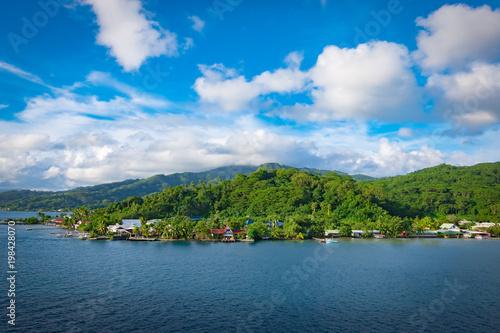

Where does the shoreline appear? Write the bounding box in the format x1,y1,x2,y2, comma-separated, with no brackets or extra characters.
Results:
10,224,500,242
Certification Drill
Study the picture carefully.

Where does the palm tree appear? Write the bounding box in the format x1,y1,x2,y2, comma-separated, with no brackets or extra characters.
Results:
95,219,107,235
140,217,149,238
311,202,318,219
37,211,45,222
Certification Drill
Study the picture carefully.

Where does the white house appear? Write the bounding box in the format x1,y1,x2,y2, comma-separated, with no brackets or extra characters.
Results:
440,223,460,231
471,222,496,229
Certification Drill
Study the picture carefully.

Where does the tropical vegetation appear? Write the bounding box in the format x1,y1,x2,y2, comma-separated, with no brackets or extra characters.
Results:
66,162,500,239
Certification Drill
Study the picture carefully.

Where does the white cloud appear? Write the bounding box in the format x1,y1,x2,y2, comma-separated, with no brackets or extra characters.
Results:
0,65,490,191
307,41,420,121
284,51,304,69
43,166,61,179
427,62,500,133
83,0,178,71
0,134,51,151
193,64,260,111
18,94,139,123
188,15,205,32
0,61,50,87
414,4,500,72
193,57,308,112
370,138,447,176
398,127,415,137
0,104,8,109
183,37,194,51
86,71,169,109
194,42,421,121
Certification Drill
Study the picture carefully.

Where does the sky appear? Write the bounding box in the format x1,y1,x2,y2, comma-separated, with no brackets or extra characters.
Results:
1,0,500,191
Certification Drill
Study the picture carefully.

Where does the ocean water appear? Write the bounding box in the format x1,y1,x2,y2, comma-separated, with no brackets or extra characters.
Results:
0,211,71,221
1,225,500,332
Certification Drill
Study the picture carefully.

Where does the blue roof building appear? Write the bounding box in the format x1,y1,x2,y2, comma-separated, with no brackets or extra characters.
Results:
244,219,254,226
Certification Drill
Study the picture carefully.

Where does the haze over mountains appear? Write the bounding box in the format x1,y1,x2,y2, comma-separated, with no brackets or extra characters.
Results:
0,163,376,211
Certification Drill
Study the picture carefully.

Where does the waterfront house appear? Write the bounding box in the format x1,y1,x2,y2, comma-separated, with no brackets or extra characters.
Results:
74,220,91,230
472,222,496,229
121,219,142,228
325,229,340,237
108,223,135,234
352,230,364,238
440,223,460,231
210,225,247,239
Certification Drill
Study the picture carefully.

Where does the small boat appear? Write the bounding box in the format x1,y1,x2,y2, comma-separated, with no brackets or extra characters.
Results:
475,235,483,239
26,228,33,231
374,234,384,239
325,239,337,243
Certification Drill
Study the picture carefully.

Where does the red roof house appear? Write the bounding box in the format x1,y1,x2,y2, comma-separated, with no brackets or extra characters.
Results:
210,225,247,239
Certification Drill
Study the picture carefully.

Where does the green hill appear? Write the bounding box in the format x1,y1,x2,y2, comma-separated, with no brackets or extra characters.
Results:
370,162,500,221
0,163,371,211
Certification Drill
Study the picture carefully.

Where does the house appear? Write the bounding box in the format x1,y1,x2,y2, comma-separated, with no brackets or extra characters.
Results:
50,219,65,224
267,221,285,228
210,225,246,239
352,230,366,238
73,220,91,229
122,219,142,228
471,222,496,229
108,223,136,234
244,219,254,226
440,223,460,231
325,229,340,237
107,220,142,234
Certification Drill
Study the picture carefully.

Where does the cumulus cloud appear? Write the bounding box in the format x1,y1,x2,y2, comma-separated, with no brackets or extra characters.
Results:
307,41,420,121
194,42,421,121
193,55,308,112
43,166,61,179
427,62,500,133
188,15,205,32
414,4,500,72
83,0,178,71
0,134,51,151
0,64,490,191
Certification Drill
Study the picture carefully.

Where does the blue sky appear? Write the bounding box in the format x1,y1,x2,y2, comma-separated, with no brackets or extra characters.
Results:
1,0,500,191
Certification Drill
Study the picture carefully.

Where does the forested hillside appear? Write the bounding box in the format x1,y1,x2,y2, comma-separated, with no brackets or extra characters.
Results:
0,163,346,211
77,163,500,240
371,162,500,221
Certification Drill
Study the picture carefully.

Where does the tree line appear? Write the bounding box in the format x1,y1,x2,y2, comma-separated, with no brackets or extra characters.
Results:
70,163,500,239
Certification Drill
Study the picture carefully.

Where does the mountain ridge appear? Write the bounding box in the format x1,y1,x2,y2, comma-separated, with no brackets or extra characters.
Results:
0,163,372,211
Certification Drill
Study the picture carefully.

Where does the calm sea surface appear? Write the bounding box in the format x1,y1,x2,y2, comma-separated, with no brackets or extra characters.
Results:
1,224,500,332
0,211,71,220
